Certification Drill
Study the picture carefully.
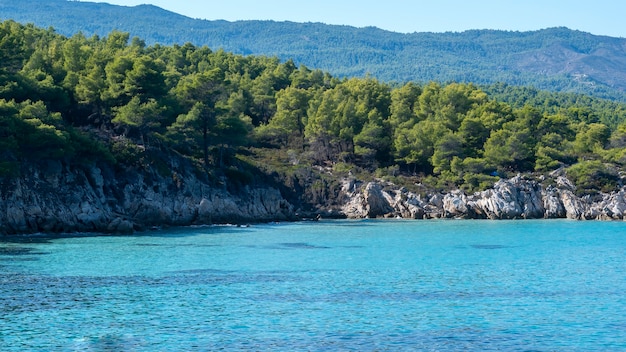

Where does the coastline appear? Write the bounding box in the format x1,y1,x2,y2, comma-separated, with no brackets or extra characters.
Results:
2,160,625,236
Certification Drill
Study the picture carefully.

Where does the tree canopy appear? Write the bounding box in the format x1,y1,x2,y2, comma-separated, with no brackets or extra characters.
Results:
1,20,626,195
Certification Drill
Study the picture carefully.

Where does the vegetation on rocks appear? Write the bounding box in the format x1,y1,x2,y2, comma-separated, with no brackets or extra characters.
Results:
2,20,626,215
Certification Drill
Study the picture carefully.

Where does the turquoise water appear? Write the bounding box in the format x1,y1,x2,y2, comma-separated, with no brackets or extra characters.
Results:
1,220,626,351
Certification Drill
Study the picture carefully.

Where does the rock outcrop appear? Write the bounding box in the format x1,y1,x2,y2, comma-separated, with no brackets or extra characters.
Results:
0,159,295,235
3,159,626,235
340,175,626,221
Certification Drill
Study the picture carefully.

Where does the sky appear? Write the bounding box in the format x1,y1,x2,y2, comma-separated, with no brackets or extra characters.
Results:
87,0,626,38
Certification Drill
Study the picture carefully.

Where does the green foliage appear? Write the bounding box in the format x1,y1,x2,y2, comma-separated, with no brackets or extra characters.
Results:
566,160,619,196
223,166,253,187
112,96,164,145
1,99,71,159
483,128,535,172
483,84,626,128
7,3,626,101
67,128,115,165
258,86,311,148
111,138,145,167
572,122,611,155
461,173,499,193
1,20,626,195
332,162,354,175
431,133,464,174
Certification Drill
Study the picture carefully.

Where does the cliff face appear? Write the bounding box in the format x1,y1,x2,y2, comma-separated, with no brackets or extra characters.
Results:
3,160,626,235
340,175,626,221
0,160,295,235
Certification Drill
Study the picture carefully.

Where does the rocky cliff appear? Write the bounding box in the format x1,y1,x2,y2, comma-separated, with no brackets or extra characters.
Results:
0,159,295,235
3,160,626,235
340,174,626,221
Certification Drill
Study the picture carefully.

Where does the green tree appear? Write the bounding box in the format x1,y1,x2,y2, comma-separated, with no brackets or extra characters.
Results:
389,82,421,132
172,68,226,167
260,86,311,148
123,55,167,100
112,96,164,146
457,117,489,157
573,122,610,155
394,119,449,173
212,113,253,167
534,133,575,171
483,128,535,172
102,55,134,108
74,61,107,124
354,109,391,168
431,132,464,174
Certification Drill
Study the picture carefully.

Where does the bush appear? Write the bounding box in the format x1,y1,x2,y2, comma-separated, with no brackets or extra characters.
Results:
333,162,354,174
461,173,499,193
374,165,400,179
224,167,253,186
111,139,145,166
566,160,619,196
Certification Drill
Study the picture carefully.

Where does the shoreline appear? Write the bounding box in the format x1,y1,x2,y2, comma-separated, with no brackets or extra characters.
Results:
1,216,621,239
2,161,625,236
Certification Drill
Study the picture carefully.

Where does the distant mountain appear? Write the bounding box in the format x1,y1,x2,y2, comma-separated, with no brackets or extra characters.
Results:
3,0,626,100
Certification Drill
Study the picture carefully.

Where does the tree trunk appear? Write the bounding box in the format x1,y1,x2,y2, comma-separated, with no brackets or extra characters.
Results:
202,122,209,168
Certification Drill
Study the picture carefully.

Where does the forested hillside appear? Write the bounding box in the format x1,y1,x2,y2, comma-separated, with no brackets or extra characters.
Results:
3,0,626,101
2,21,626,199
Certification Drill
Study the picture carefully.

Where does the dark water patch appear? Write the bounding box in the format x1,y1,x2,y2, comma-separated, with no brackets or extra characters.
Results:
172,243,221,248
165,271,302,287
0,246,48,256
135,243,220,249
246,292,320,304
244,242,331,250
167,268,236,275
244,244,279,250
0,225,251,244
72,334,146,351
0,270,302,315
471,244,511,250
146,225,253,238
179,328,525,351
316,220,376,227
251,288,626,306
0,235,54,245
0,257,40,262
278,242,331,249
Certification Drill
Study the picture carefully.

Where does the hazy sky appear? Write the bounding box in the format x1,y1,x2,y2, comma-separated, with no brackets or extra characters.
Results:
87,0,625,38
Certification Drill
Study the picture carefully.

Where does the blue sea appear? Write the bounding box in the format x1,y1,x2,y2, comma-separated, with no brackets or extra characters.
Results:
1,219,626,351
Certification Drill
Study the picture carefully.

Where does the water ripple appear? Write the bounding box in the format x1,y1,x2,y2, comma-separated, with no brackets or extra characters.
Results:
2,220,626,351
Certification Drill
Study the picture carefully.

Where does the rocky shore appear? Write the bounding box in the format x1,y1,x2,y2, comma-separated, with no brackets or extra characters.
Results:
2,161,625,235
0,160,295,235
340,173,626,221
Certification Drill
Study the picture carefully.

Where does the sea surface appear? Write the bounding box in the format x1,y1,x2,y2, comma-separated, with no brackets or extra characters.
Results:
1,219,626,351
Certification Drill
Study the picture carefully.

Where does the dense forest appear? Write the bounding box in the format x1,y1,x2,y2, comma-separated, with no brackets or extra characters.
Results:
2,21,626,198
3,0,626,101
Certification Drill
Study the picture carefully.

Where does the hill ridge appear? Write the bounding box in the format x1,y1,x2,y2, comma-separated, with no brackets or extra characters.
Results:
2,0,626,100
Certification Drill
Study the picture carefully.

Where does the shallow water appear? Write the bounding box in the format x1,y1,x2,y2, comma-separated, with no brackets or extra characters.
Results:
1,219,626,351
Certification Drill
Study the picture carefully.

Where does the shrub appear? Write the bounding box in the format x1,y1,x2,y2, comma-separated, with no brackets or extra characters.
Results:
566,160,619,196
